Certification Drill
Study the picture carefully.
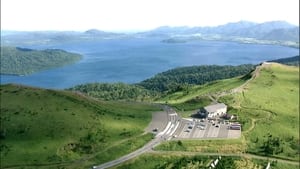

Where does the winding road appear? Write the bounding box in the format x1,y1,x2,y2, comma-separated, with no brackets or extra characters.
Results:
92,106,180,169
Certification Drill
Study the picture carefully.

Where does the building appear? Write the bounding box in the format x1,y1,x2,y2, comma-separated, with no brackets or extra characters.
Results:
203,103,227,118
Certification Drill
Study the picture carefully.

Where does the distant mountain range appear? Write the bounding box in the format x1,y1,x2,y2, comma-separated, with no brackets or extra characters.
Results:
143,21,298,39
1,20,299,47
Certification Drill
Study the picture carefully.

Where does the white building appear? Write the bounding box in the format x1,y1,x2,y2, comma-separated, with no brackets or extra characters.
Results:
204,103,227,118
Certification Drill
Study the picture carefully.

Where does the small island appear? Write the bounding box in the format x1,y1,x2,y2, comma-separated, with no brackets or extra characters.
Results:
0,46,82,75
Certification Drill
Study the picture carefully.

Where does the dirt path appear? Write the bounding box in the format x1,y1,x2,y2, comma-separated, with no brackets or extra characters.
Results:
207,63,268,103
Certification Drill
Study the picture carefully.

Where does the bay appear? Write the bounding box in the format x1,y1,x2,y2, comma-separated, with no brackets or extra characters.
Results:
1,38,298,89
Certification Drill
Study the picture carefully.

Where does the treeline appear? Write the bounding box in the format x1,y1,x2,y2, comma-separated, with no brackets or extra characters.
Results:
268,55,299,66
138,64,255,92
0,46,82,75
69,64,254,101
68,83,159,101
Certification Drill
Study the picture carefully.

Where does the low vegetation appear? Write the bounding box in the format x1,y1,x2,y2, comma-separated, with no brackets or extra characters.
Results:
0,46,82,75
0,84,159,168
114,153,298,169
231,63,299,160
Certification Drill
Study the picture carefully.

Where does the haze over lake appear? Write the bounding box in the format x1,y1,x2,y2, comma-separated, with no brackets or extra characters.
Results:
1,38,298,89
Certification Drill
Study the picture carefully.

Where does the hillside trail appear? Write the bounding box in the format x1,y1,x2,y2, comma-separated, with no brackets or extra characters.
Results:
205,63,274,147
208,62,271,102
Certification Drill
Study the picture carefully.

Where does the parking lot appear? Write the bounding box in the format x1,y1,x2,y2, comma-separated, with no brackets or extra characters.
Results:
173,118,241,139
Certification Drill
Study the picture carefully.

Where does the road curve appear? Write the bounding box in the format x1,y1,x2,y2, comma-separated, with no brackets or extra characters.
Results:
93,107,179,169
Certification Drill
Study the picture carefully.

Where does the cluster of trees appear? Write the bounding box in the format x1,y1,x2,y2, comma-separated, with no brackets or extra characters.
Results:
68,83,159,101
0,46,82,75
138,64,255,92
69,65,254,101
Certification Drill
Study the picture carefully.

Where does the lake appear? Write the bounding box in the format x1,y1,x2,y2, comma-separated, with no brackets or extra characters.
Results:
1,38,298,89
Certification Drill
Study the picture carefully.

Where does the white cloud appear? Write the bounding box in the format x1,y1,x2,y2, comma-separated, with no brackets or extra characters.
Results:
1,0,299,31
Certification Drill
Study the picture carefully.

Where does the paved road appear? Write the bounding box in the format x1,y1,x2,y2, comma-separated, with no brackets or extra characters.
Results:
93,106,180,169
92,137,162,169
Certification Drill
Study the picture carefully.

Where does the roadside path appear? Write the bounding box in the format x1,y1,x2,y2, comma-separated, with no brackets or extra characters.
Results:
149,151,300,165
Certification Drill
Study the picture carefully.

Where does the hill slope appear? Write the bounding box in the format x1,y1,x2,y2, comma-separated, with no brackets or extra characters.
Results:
0,84,159,168
157,63,299,161
0,46,82,75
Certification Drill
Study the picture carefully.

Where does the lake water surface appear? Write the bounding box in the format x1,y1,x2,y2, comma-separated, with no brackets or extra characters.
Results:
1,38,298,89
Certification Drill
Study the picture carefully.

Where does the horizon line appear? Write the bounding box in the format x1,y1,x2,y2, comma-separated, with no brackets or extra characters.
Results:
1,20,299,33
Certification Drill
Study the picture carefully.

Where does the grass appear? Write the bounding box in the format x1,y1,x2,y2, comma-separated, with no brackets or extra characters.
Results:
221,63,299,160
0,84,159,168
157,76,247,104
154,63,299,161
155,139,245,154
113,153,299,169
113,154,233,169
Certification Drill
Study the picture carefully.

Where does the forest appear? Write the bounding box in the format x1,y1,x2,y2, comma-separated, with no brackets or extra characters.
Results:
0,46,82,75
69,64,255,101
138,64,255,92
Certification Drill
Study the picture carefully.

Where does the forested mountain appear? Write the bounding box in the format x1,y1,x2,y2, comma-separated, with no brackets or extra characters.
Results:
0,46,82,75
138,64,255,92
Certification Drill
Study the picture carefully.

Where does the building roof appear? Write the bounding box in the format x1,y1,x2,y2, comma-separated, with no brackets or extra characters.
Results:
204,103,227,113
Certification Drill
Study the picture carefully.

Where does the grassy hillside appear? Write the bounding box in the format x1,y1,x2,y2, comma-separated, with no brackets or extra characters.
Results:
114,154,298,169
0,46,82,75
156,63,299,161
227,63,299,159
0,84,159,168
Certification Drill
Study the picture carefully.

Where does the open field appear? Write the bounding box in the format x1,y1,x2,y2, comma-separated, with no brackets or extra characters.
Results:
0,84,159,168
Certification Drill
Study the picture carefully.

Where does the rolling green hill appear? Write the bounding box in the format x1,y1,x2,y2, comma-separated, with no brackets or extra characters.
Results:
0,46,82,75
1,62,298,169
0,84,159,168
155,63,299,161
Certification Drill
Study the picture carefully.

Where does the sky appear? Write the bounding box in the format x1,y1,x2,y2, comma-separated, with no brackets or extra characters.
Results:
1,0,299,31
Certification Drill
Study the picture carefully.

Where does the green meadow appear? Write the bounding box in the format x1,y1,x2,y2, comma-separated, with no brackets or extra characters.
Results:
0,84,159,168
234,64,299,160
